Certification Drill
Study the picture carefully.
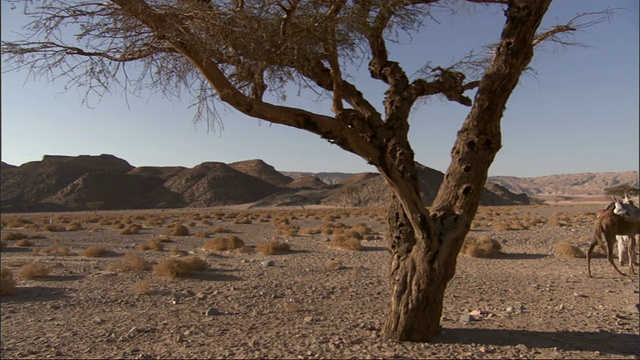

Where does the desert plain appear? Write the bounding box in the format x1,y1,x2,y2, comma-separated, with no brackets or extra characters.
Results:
1,200,638,359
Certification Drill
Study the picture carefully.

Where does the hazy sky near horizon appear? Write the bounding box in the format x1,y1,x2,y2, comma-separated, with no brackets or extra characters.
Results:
1,1,638,178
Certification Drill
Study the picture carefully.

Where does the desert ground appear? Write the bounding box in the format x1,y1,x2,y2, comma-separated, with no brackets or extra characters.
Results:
1,201,638,359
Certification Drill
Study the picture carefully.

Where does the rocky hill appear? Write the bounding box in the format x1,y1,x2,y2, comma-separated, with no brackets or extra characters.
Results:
0,154,543,212
488,171,639,196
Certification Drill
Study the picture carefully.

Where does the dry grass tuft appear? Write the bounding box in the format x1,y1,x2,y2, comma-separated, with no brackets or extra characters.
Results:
118,224,140,235
328,234,363,251
555,240,586,259
153,256,208,279
38,246,72,256
209,226,234,233
108,252,151,272
461,235,502,258
1,266,17,296
79,246,107,257
44,224,66,232
131,280,152,296
15,239,34,247
203,236,246,252
18,262,50,279
167,222,190,236
256,241,291,255
138,238,165,251
2,232,28,241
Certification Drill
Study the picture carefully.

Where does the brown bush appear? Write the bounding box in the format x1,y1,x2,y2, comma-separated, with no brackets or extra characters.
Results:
193,232,210,238
461,235,502,258
38,246,72,256
167,222,190,236
79,246,107,257
44,224,66,232
2,232,28,241
555,241,586,259
131,280,152,296
15,239,34,247
139,238,165,251
203,236,245,252
328,234,363,251
256,241,291,255
65,222,84,231
153,256,208,279
1,266,17,296
350,223,372,235
108,252,151,272
18,262,50,279
118,224,141,235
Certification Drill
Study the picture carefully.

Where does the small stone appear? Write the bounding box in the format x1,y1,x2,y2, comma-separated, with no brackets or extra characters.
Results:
205,308,221,316
506,306,515,313
626,304,640,314
261,260,275,267
303,316,314,323
459,313,472,323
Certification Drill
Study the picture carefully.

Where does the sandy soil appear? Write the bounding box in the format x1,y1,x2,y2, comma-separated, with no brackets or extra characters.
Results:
1,203,638,359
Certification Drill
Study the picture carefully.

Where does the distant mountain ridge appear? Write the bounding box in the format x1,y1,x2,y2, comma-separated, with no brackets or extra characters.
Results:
4,154,629,212
488,172,639,196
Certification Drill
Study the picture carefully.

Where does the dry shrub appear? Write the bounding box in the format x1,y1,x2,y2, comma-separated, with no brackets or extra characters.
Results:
167,222,190,236
108,252,151,272
203,236,245,252
300,228,321,235
461,235,502,258
79,246,107,257
139,238,165,251
350,223,372,235
193,231,210,238
2,232,28,241
233,218,252,225
65,222,83,231
44,224,66,232
170,245,188,256
18,262,50,279
98,219,113,225
325,259,344,270
131,280,152,295
38,246,72,256
548,218,568,228
119,224,140,235
555,240,586,258
328,234,363,251
1,267,17,296
256,241,291,255
153,256,208,279
491,222,511,232
15,239,34,247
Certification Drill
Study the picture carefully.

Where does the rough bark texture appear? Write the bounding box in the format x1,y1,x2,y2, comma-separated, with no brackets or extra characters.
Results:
380,0,552,342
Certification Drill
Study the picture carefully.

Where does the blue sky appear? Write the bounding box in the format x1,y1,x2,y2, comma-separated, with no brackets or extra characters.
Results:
1,1,638,177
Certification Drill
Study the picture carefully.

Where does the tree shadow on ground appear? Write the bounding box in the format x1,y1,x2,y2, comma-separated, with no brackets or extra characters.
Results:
191,268,242,282
362,246,388,252
496,253,549,260
0,286,69,303
434,328,639,357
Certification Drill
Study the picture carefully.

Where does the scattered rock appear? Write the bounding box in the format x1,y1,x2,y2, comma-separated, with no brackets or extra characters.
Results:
261,260,275,267
205,308,221,316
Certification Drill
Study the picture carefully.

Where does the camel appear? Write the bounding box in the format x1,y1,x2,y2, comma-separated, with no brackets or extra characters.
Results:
587,198,640,278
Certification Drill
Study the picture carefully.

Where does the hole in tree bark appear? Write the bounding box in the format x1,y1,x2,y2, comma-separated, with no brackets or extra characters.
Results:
466,140,477,151
463,165,471,173
462,185,472,196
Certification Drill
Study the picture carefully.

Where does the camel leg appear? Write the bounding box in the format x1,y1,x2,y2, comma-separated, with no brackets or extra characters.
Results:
587,238,598,278
606,234,626,276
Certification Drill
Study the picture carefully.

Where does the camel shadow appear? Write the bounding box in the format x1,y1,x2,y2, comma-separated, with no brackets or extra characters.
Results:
434,328,639,357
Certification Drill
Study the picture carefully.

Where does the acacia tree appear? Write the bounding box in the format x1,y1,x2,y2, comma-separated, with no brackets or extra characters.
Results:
1,0,609,341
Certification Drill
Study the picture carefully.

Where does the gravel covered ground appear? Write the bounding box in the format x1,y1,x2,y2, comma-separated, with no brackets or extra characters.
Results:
1,204,638,359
